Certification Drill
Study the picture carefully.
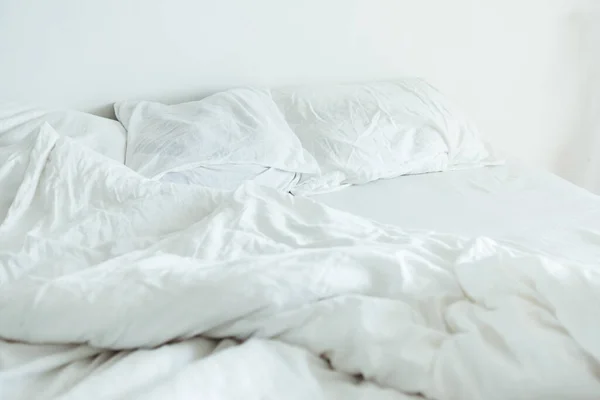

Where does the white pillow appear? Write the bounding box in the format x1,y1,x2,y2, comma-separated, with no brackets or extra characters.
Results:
272,78,496,194
0,103,126,162
115,87,319,191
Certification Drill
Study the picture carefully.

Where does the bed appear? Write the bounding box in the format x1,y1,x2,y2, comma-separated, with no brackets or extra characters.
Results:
2,79,600,400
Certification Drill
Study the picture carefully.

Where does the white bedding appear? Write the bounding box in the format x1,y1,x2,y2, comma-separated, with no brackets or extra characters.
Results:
315,165,600,263
2,126,600,400
273,79,496,194
115,87,318,191
0,103,127,163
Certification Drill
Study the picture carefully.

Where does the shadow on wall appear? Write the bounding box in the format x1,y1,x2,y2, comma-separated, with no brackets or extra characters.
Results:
556,2,600,193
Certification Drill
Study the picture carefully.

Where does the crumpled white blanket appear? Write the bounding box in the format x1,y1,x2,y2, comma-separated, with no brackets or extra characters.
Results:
1,125,600,400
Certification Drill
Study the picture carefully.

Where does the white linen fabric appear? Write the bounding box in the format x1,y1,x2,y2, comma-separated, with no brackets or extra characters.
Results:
2,125,600,400
115,87,319,191
272,79,497,194
0,102,126,162
315,164,600,263
161,164,300,191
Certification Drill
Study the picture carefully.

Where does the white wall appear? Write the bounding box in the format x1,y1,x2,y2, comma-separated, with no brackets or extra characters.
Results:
559,1,600,192
0,0,592,184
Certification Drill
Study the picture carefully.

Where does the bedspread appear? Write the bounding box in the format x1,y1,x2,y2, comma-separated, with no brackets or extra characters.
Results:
1,125,600,399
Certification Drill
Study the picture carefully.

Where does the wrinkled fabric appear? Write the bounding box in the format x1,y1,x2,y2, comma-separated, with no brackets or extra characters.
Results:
115,87,319,190
1,125,600,400
0,102,126,163
272,78,498,194
161,164,300,192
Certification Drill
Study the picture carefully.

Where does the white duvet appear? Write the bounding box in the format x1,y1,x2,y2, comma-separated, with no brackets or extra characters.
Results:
2,125,600,400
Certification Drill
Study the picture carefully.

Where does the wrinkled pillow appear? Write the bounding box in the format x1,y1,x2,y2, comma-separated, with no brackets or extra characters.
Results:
272,78,497,194
115,87,319,191
0,103,126,162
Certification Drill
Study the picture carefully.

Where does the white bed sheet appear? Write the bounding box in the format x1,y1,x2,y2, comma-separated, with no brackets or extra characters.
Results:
314,164,600,263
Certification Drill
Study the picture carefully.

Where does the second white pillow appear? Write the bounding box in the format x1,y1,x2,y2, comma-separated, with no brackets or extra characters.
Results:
272,78,496,194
